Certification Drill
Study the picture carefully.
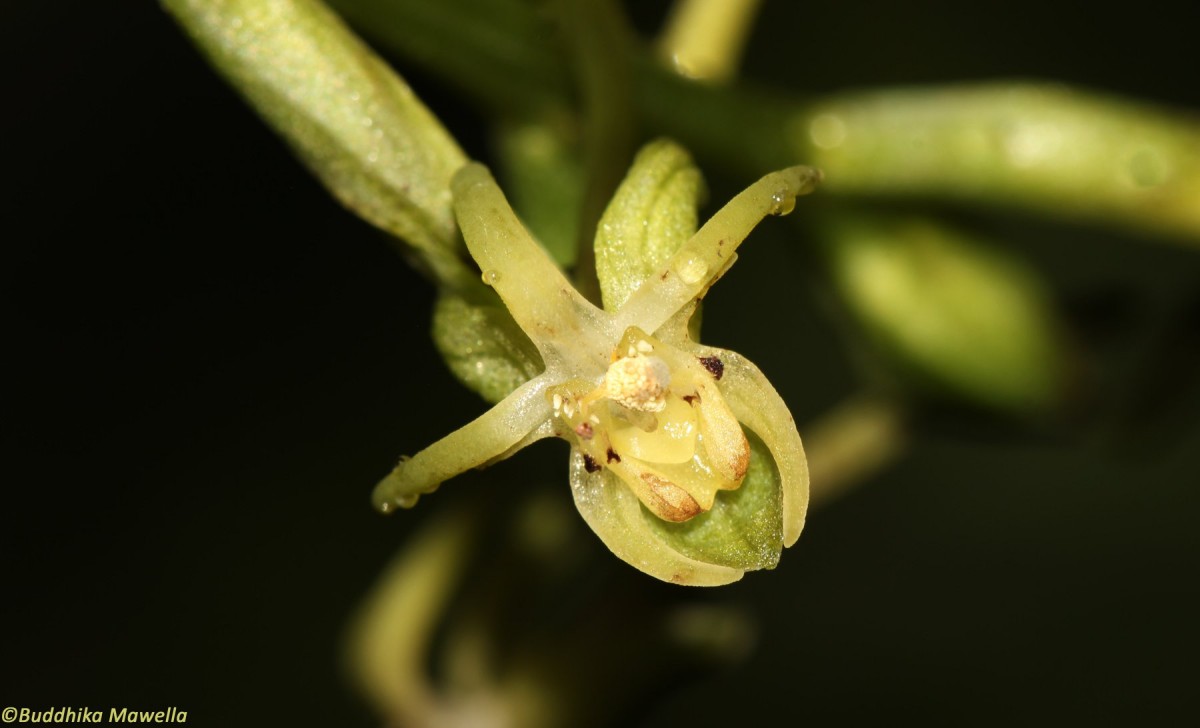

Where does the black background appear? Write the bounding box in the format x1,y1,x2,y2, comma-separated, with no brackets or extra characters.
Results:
4,1,1200,726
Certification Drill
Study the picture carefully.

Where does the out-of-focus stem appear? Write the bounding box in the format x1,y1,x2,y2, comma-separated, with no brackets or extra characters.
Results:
795,84,1200,242
551,0,636,304
164,0,476,288
327,0,569,112
657,0,763,82
326,0,1200,244
346,507,477,725
804,394,907,507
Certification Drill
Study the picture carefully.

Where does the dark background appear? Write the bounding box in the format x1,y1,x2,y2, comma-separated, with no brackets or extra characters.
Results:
4,1,1199,725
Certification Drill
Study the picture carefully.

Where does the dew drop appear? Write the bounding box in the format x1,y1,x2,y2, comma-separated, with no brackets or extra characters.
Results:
481,269,501,286
395,493,420,509
676,256,709,285
769,190,796,216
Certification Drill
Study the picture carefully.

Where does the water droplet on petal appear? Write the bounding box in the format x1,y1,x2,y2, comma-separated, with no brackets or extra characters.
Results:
676,256,709,285
769,190,796,216
395,493,420,509
481,269,501,286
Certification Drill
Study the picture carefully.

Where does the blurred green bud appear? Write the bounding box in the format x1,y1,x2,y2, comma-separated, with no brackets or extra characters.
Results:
594,139,705,311
431,290,543,405
163,0,470,286
822,215,1064,414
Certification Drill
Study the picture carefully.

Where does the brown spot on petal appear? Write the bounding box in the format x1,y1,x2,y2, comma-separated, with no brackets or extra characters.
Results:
582,454,601,473
699,355,724,380
732,435,751,481
641,473,702,522
606,448,621,464
682,393,700,406
706,431,752,485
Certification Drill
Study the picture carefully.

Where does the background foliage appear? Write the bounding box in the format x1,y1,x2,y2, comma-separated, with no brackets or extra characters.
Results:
4,0,1199,725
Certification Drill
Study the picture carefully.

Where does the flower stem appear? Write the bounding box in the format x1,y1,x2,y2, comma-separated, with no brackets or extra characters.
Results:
550,0,636,305
803,394,907,507
346,505,477,724
657,0,763,82
331,0,1200,245
795,84,1200,242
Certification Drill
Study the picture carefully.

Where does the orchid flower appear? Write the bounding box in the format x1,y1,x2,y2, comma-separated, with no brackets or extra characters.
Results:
374,141,820,585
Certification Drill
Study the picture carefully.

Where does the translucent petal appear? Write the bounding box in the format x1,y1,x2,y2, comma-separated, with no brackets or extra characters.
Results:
615,165,821,333
568,450,744,586
642,432,784,571
372,374,554,512
608,396,698,464
692,378,750,483
608,450,735,518
685,345,809,547
452,163,615,369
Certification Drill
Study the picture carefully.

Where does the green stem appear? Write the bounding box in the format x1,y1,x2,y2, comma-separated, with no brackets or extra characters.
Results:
803,394,907,507
795,84,1200,242
326,0,568,113
550,0,636,305
345,505,478,724
329,0,1200,245
657,0,763,82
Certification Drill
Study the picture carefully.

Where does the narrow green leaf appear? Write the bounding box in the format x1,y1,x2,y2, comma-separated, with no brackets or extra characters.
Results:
641,431,783,571
163,0,471,286
594,140,704,311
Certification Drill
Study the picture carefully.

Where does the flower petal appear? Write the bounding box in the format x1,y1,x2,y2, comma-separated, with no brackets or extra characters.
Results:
372,374,554,512
616,165,821,334
641,432,784,571
452,163,614,369
686,346,810,547
568,450,745,586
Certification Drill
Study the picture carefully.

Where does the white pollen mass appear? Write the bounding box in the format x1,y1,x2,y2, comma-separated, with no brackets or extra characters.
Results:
605,355,671,412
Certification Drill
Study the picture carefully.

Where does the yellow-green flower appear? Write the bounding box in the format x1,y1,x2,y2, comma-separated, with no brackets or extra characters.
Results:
374,141,820,585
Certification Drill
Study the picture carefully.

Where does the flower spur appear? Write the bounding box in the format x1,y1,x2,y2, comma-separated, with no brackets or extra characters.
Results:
373,142,821,585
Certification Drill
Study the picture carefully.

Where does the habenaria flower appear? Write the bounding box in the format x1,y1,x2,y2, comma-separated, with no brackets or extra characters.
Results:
374,141,820,585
